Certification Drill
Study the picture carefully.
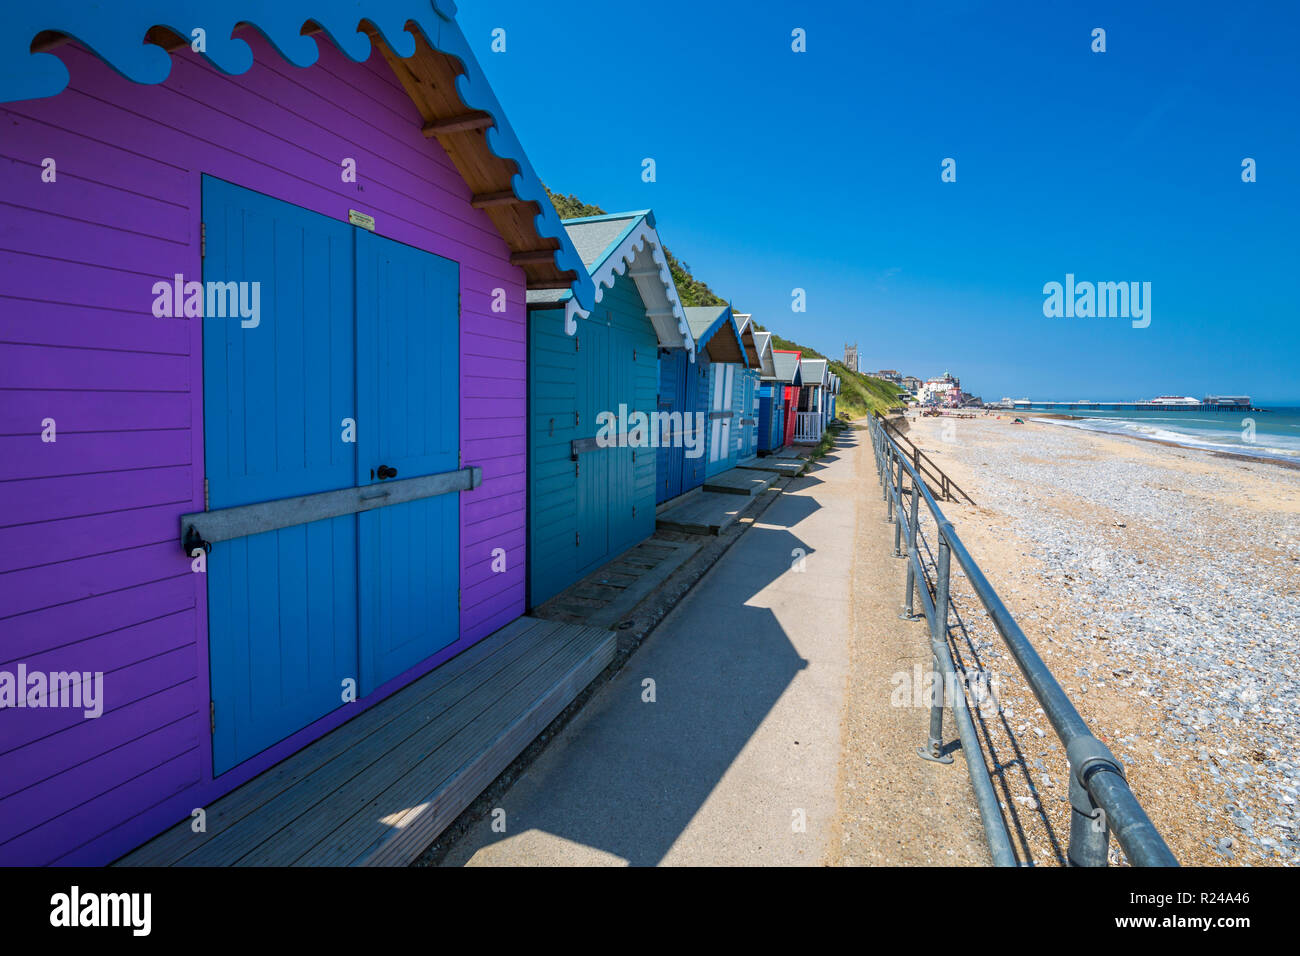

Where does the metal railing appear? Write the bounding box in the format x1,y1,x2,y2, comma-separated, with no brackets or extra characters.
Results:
867,414,1177,867
879,416,975,505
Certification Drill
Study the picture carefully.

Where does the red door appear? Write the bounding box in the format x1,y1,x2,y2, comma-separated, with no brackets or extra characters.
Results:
782,385,798,445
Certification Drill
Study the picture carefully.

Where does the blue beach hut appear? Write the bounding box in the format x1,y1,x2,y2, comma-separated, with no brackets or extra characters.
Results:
753,331,780,452
733,314,765,461
527,211,693,607
682,306,749,480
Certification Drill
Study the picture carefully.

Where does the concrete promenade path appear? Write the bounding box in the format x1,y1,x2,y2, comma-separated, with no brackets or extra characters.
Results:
441,425,988,866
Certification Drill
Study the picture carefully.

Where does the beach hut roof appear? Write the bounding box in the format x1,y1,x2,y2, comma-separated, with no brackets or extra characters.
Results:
772,349,803,386
731,314,763,369
751,331,777,378
683,305,747,365
2,0,595,316
527,210,694,357
800,358,829,386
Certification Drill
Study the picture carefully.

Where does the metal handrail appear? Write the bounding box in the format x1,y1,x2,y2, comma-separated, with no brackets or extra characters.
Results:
879,415,975,505
867,414,1178,867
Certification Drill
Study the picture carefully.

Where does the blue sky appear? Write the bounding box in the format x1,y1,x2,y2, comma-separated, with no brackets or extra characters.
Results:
458,1,1299,403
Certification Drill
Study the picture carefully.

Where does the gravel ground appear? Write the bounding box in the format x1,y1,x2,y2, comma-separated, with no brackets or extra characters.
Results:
901,413,1300,866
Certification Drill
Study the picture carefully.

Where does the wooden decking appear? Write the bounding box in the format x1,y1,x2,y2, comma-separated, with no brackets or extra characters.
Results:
533,538,701,628
117,617,615,866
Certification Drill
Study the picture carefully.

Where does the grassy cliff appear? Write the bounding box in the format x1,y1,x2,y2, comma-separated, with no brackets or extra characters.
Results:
827,363,908,420
758,331,903,419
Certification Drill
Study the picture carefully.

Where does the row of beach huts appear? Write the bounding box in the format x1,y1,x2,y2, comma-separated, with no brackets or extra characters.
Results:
0,2,839,865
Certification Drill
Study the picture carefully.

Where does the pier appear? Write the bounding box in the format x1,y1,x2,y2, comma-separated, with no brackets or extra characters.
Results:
1013,401,1263,413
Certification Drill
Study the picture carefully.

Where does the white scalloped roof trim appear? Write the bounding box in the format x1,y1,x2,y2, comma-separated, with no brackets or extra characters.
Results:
565,220,695,361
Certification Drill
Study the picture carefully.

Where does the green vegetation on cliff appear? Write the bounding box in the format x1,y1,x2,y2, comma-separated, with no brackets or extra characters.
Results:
543,187,906,420
545,188,727,308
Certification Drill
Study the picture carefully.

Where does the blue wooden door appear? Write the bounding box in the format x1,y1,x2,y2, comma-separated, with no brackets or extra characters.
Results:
706,363,736,476
575,322,610,571
656,349,686,503
355,230,460,694
683,357,707,491
203,177,359,775
758,386,774,451
203,179,460,773
740,372,757,457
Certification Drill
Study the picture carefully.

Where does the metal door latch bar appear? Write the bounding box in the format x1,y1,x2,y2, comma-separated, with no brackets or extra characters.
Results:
180,466,482,550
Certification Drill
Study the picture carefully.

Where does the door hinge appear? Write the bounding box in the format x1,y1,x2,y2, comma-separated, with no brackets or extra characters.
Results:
575,411,580,427
204,477,210,510
633,348,637,361
200,221,206,260
575,335,580,352
575,531,580,547
458,588,461,610
210,700,216,733
575,459,580,477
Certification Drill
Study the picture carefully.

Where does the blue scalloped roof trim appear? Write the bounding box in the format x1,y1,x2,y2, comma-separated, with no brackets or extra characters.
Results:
0,1,592,311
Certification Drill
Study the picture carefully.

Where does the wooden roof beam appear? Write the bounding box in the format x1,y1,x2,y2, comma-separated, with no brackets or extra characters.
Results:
471,190,531,209
510,249,560,266
31,30,70,53
144,26,189,51
423,112,494,136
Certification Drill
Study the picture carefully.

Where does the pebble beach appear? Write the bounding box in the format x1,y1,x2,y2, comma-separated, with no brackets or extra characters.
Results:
902,413,1300,866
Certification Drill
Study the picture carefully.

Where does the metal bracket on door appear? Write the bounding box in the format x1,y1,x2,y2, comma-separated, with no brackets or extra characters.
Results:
179,466,482,551
570,436,601,460
708,411,735,420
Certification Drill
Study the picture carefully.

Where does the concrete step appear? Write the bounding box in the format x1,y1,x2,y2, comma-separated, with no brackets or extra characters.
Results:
656,491,753,535
771,446,807,459
703,467,778,497
738,458,805,478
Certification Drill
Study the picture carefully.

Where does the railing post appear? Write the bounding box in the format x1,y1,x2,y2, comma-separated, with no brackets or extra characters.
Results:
882,445,892,511
901,479,922,620
884,442,891,502
892,456,905,557
918,538,954,764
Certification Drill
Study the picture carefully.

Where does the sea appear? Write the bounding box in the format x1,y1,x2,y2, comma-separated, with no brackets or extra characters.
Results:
1025,406,1300,465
